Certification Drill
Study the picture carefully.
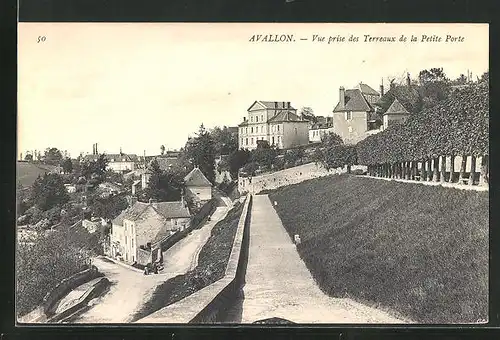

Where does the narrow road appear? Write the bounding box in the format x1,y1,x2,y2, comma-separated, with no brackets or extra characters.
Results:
68,199,233,323
233,194,404,324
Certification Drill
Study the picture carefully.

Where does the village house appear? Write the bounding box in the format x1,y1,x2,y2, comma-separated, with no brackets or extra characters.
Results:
374,74,420,131
238,101,310,150
184,167,212,204
83,144,137,173
110,199,191,265
332,82,382,144
308,116,334,143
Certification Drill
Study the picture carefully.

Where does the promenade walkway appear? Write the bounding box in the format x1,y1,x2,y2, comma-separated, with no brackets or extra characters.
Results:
235,194,405,324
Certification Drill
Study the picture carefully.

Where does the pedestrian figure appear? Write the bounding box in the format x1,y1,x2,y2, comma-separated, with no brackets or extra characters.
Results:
274,201,278,206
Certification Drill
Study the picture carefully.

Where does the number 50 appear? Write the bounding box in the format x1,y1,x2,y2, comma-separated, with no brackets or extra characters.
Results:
37,36,46,43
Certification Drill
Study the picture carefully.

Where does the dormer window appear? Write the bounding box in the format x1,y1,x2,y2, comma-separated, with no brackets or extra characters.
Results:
256,116,259,122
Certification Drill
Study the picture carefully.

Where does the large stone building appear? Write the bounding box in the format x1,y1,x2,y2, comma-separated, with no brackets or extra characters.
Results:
184,167,212,204
110,200,191,265
332,83,382,144
238,101,309,150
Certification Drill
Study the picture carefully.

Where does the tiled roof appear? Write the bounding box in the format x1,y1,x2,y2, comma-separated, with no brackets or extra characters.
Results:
184,167,212,187
112,200,191,226
154,157,179,171
333,89,373,112
268,110,309,123
375,85,420,114
259,101,296,110
385,98,410,115
357,83,380,96
152,201,191,219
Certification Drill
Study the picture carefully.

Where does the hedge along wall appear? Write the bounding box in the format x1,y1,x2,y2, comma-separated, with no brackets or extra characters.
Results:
357,82,489,186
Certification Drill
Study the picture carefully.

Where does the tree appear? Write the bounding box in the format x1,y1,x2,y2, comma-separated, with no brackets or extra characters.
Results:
31,173,69,211
43,147,63,166
251,145,279,170
479,71,489,84
60,158,73,173
160,145,165,155
140,159,185,202
184,124,216,183
418,67,451,110
210,126,239,156
88,193,128,220
24,153,33,162
228,149,251,179
299,107,316,123
453,74,468,85
80,154,109,183
321,131,344,146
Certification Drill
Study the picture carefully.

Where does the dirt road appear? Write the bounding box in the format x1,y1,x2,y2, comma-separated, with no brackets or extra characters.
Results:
69,200,232,323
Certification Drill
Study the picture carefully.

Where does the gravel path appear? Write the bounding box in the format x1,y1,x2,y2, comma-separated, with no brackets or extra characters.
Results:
237,194,406,324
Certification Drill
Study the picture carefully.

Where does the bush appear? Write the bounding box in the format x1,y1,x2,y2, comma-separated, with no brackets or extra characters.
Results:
268,175,488,323
16,231,90,317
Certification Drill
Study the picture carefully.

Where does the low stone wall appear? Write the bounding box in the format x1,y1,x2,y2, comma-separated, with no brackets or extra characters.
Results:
42,265,103,316
46,277,111,323
135,194,252,324
239,162,367,194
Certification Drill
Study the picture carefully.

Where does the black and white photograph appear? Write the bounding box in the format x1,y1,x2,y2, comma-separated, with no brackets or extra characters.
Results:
16,23,489,325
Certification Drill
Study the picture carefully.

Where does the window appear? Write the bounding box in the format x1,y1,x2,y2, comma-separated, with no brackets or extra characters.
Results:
272,136,275,145
251,138,254,145
241,138,243,145
251,127,253,133
245,128,248,134
125,236,127,245
295,128,297,135
346,111,352,120
256,116,259,122
260,126,263,133
251,116,253,122
277,125,280,132
261,115,264,121
245,138,248,145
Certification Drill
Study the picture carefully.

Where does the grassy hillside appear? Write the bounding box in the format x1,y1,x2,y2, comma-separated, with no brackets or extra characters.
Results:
267,174,488,323
17,162,56,188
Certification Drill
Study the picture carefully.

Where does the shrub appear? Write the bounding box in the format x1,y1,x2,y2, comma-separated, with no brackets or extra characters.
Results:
16,231,90,317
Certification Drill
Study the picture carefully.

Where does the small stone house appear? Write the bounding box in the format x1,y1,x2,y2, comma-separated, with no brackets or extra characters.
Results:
110,200,191,265
332,83,382,144
184,167,212,204
382,98,411,130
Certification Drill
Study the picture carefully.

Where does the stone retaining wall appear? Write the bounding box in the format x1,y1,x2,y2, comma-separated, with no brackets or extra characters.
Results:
239,163,367,194
42,265,103,316
46,277,110,323
135,194,252,323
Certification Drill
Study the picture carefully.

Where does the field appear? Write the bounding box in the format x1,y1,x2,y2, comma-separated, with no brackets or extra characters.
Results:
132,201,244,321
17,162,57,188
267,174,488,323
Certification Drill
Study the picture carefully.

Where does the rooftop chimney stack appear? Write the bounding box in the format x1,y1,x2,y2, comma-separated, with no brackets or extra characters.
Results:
95,143,98,155
380,79,384,96
339,87,345,108
274,101,278,109
287,101,290,109
406,73,411,87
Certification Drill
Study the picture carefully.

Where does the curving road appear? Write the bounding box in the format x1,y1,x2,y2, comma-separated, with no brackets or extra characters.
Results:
67,199,232,323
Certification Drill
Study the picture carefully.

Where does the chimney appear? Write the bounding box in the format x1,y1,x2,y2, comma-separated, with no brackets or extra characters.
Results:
390,81,396,90
130,196,138,207
120,147,122,155
243,117,247,122
283,101,286,109
339,87,345,108
95,143,98,155
287,101,290,108
380,79,384,96
274,101,278,109
406,73,411,87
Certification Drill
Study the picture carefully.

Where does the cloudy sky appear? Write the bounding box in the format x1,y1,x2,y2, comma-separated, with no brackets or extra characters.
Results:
18,23,488,158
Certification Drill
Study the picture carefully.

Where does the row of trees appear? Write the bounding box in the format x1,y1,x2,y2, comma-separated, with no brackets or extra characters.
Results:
357,81,489,185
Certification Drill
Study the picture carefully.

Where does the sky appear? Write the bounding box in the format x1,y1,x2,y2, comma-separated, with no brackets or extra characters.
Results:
18,23,489,158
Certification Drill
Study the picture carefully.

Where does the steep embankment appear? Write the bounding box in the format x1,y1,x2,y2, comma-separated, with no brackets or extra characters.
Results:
17,162,56,188
267,174,488,323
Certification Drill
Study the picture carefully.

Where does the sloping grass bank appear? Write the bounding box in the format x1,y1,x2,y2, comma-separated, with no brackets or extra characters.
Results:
267,174,488,323
132,201,244,321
